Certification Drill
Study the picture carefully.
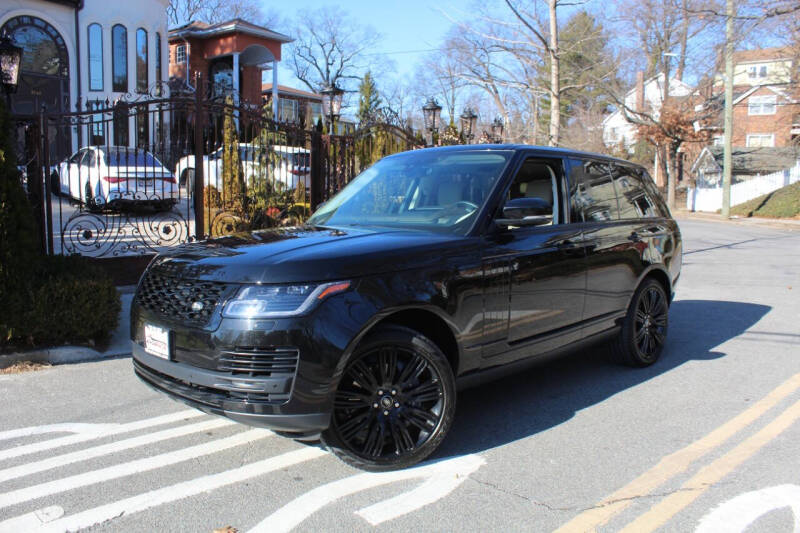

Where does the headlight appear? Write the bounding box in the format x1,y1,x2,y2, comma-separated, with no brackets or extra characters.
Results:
222,281,351,318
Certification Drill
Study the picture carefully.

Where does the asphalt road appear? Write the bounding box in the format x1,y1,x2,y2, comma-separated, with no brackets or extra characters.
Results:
1,219,799,533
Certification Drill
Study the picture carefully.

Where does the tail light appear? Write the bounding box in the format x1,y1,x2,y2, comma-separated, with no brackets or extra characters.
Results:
102,176,124,183
290,169,309,175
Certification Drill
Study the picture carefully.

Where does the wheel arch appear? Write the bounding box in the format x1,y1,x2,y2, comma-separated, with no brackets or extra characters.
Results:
636,265,672,304
336,306,462,380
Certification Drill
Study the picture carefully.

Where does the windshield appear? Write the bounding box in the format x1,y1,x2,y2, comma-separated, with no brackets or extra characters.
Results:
307,150,512,235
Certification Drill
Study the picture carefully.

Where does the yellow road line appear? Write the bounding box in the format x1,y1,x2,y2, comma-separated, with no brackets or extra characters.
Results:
554,372,800,533
619,397,800,533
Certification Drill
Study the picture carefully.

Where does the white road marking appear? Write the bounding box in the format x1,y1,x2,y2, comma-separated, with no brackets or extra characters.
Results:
0,424,117,442
249,454,486,533
0,428,272,510
0,447,327,533
695,484,800,533
0,409,204,462
0,506,64,531
0,418,233,483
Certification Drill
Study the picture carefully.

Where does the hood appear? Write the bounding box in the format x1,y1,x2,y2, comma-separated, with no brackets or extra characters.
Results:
152,225,473,284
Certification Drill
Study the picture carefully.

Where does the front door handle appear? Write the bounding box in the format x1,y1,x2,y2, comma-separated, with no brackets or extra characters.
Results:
628,232,641,242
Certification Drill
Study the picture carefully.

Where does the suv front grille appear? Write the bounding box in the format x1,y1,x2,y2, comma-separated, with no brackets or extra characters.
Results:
136,269,230,326
218,346,300,377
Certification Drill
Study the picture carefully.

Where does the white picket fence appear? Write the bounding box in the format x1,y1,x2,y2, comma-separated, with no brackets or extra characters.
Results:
686,161,800,212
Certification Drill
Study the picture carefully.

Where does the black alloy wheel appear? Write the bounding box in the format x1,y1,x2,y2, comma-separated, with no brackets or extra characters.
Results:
322,325,456,471
609,278,669,367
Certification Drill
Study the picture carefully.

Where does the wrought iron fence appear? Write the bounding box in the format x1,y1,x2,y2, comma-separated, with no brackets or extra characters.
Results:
14,82,418,259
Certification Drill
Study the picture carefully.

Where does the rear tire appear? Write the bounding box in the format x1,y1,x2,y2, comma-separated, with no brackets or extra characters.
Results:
321,325,456,471
608,278,669,367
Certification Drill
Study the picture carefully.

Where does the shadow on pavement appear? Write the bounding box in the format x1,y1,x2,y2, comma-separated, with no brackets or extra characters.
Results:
436,299,771,459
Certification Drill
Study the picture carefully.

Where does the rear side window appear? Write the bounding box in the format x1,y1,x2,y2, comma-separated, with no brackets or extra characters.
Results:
611,165,658,219
568,158,619,222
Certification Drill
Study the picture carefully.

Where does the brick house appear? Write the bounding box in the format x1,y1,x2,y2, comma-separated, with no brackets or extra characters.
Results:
690,47,799,182
261,83,323,127
168,19,292,114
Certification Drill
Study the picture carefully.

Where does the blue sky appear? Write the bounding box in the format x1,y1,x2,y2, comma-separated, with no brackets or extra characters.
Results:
265,0,454,88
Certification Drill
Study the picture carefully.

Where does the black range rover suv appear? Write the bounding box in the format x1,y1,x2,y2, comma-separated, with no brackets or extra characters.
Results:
131,145,682,470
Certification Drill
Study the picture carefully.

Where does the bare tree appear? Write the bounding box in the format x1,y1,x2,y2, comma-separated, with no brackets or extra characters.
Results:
167,0,281,28
288,7,382,96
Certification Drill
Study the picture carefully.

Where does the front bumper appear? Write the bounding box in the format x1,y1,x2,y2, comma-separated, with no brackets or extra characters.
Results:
133,345,330,432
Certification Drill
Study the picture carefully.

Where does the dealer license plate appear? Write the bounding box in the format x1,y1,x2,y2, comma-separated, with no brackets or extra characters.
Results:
144,323,170,359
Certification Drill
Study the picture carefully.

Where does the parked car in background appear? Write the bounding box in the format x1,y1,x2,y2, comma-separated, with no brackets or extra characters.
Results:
53,146,178,211
175,143,310,194
131,145,682,471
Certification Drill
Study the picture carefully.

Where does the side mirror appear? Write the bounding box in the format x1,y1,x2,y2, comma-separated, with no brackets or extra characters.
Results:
496,197,553,227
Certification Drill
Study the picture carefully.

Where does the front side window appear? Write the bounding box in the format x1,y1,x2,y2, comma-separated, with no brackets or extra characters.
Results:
136,28,148,93
308,151,513,235
504,158,561,225
112,25,127,92
87,24,103,91
748,95,776,115
569,159,620,222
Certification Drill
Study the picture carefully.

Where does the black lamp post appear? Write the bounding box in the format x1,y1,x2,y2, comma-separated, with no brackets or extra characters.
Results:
460,107,478,143
422,98,442,146
321,83,344,134
0,32,23,111
491,116,504,144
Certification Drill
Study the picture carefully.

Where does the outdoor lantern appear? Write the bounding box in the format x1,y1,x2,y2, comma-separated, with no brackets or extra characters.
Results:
491,116,504,143
460,107,478,141
422,98,442,133
0,32,23,96
321,83,344,125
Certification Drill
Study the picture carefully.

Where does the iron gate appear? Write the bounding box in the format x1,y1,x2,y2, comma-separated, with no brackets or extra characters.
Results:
15,83,418,259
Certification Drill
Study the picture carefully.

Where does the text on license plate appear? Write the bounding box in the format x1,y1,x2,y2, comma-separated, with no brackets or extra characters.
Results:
144,323,170,359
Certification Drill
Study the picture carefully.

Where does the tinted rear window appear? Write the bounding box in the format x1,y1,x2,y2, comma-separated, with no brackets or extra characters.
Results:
612,165,658,219
105,150,160,167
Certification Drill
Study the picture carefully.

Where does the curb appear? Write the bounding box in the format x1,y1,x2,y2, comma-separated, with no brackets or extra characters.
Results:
674,211,800,231
0,291,134,370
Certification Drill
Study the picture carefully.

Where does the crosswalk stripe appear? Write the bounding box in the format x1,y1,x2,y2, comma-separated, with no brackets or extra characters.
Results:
0,428,273,510
0,447,327,533
0,418,233,484
0,410,204,462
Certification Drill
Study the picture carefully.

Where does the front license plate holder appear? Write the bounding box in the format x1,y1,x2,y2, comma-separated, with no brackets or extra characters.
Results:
144,323,170,360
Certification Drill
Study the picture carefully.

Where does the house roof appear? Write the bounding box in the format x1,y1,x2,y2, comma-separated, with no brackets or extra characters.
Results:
734,47,794,64
692,146,800,175
169,19,293,43
261,83,323,101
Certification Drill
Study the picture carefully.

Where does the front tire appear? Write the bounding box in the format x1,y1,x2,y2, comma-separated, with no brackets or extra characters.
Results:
322,325,456,471
609,278,669,367
84,182,101,213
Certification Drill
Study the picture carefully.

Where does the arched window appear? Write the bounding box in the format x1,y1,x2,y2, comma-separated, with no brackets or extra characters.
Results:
155,32,162,86
87,24,103,91
136,28,148,93
112,25,127,92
